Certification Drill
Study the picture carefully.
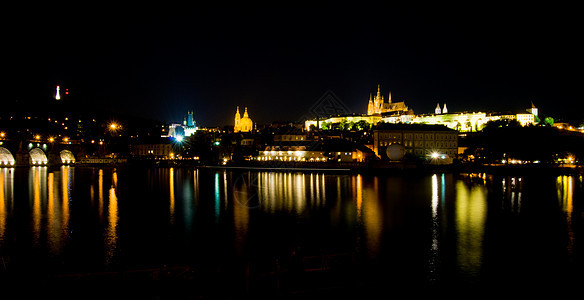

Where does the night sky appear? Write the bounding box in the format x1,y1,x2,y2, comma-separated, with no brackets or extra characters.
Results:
4,3,581,127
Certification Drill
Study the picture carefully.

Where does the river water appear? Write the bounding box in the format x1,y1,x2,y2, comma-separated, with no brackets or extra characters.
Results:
0,166,582,296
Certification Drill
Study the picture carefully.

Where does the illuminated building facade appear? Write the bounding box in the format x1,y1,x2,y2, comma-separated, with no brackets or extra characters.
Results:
305,114,381,131
373,124,458,163
304,84,537,133
407,111,488,132
162,111,197,139
131,143,174,158
234,106,253,132
367,85,410,115
394,104,537,132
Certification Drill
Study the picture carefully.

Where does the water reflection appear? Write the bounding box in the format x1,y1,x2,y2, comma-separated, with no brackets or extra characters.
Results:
105,169,119,266
0,167,581,289
502,176,523,212
455,179,487,277
557,175,575,259
30,167,47,245
170,167,175,224
0,168,14,244
255,172,325,215
428,174,441,282
359,175,382,258
232,175,249,255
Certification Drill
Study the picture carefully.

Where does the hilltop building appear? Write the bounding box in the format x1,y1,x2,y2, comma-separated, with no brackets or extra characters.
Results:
301,83,538,132
367,85,410,115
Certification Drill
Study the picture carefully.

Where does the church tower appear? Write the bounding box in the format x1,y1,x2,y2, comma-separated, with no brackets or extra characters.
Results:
234,106,241,132
234,106,253,132
528,102,538,117
435,103,442,114
373,84,384,114
367,93,374,115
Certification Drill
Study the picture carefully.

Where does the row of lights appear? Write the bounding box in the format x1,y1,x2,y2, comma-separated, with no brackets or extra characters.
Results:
1,160,75,166
256,156,327,162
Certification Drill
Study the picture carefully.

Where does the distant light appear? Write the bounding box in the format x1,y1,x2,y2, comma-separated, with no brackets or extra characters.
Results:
56,85,60,100
175,136,184,142
431,152,440,159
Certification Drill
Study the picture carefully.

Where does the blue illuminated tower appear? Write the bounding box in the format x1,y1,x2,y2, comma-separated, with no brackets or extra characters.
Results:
187,110,194,127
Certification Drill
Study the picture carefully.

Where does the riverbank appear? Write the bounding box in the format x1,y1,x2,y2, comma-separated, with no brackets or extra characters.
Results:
130,159,584,176
13,158,582,176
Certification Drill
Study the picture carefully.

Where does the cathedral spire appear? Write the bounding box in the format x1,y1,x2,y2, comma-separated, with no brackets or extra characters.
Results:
376,84,381,99
388,91,392,104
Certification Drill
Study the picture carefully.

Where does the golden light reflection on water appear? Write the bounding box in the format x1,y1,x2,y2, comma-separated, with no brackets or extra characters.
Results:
23,167,75,255
359,175,382,258
232,176,249,255
255,172,325,215
61,166,71,233
30,167,45,245
98,169,104,219
557,175,575,259
455,180,487,277
0,168,14,243
105,169,119,265
170,167,175,224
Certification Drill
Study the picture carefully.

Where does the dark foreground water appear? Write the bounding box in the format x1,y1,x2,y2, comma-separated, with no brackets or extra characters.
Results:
0,166,582,297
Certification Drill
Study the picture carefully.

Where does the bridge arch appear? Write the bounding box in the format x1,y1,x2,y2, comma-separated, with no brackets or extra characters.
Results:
0,147,15,166
60,150,75,164
29,148,48,165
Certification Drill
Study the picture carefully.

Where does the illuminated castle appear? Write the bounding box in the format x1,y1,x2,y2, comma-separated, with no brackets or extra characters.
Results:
367,84,410,115
234,106,253,132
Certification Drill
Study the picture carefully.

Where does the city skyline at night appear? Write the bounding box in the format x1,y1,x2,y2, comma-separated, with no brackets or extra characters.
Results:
2,5,584,295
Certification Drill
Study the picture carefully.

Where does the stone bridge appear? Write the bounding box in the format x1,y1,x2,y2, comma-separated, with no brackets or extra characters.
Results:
0,139,82,167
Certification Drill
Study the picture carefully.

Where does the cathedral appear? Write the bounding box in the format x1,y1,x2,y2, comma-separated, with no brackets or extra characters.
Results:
367,85,410,115
234,106,253,132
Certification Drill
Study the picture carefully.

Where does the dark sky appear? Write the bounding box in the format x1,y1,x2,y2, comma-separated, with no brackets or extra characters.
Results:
4,3,582,126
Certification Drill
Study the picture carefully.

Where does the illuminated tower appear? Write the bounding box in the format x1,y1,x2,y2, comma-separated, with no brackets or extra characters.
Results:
435,103,442,114
443,103,448,114
234,106,241,132
528,102,538,117
183,110,197,137
373,84,384,114
187,110,194,127
240,107,253,132
367,93,374,115
55,85,61,100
